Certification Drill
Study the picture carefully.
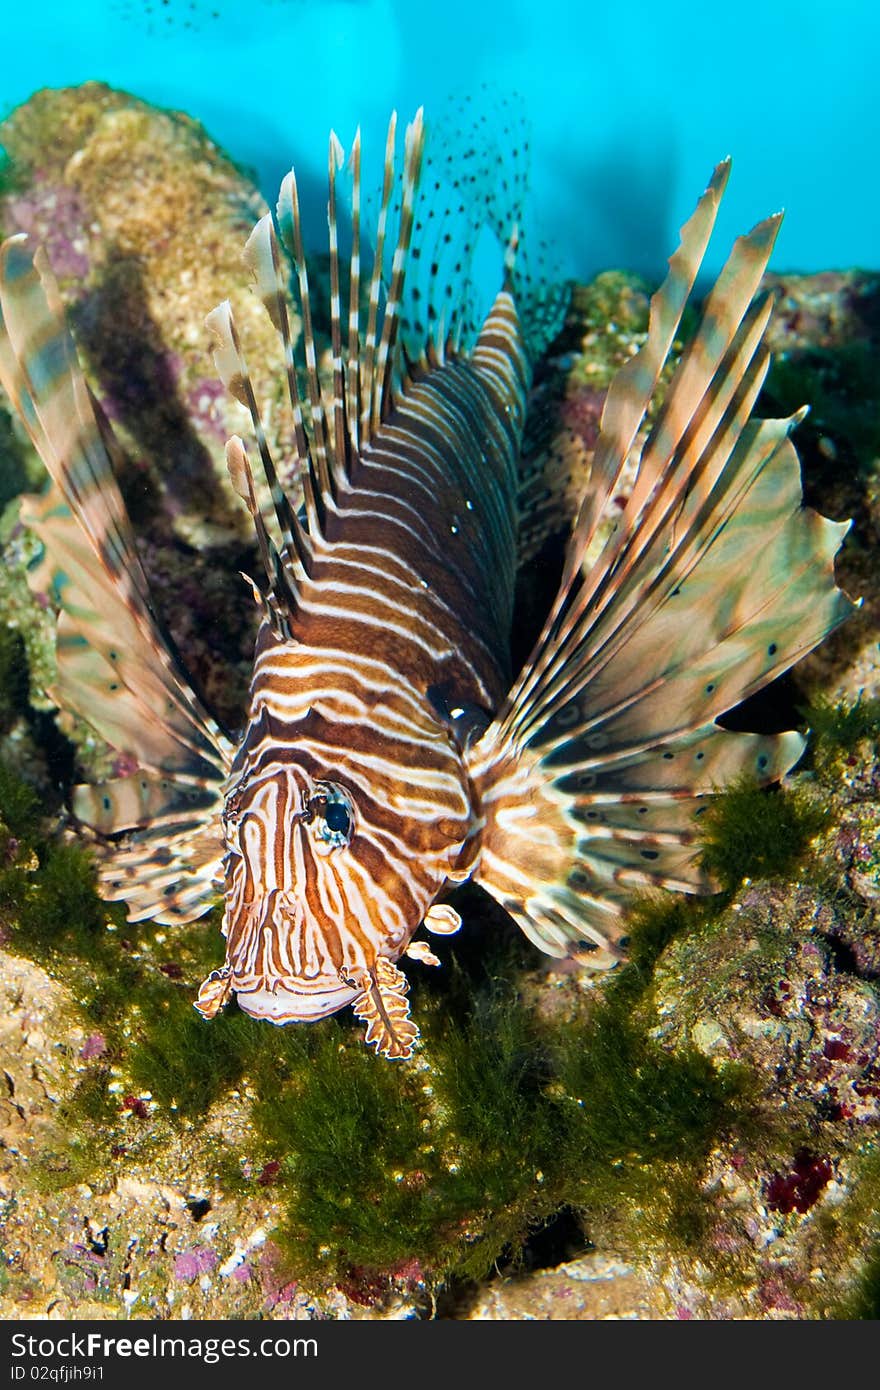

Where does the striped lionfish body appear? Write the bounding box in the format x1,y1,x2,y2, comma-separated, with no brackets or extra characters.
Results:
0,111,855,1059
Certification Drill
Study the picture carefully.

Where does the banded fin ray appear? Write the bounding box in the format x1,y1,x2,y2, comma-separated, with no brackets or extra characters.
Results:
467,167,856,962
206,111,430,608
207,109,531,672
0,235,233,923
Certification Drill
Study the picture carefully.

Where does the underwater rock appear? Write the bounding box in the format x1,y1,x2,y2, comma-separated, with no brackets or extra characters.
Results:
634,725,880,1318
0,81,314,734
0,82,300,546
763,270,880,703
0,939,354,1319
464,1252,658,1320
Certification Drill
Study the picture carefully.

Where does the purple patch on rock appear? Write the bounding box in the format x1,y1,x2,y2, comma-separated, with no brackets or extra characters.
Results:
765,1150,833,1215
758,1276,803,1314
79,1033,107,1060
7,184,90,280
187,378,229,442
259,1241,299,1310
174,1247,218,1280
111,753,140,778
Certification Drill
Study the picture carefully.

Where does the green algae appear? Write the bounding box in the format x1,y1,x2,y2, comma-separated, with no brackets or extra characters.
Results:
767,345,880,476
804,693,880,761
0,750,739,1295
0,150,22,200
0,669,875,1306
820,1147,880,1318
697,775,830,893
260,950,741,1288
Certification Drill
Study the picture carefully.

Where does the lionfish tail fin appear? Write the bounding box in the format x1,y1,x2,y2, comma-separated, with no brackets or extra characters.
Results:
0,234,232,924
466,166,856,966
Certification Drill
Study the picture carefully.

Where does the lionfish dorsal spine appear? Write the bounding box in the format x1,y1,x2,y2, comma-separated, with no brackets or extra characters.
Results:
276,164,333,497
327,128,348,480
360,111,396,448
346,128,363,462
207,109,431,613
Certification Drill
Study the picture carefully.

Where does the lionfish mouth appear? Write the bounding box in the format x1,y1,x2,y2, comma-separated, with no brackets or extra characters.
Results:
210,888,364,1024
234,975,362,1024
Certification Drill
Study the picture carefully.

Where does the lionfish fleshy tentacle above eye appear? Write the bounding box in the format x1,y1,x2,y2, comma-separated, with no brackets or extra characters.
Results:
0,235,233,924
465,164,856,965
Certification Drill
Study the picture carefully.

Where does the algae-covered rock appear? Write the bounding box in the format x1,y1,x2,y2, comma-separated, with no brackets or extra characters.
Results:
622,718,880,1318
0,81,298,548
0,81,307,735
763,269,880,704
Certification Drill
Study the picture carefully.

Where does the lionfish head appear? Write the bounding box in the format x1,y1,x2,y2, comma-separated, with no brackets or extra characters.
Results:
213,694,477,1027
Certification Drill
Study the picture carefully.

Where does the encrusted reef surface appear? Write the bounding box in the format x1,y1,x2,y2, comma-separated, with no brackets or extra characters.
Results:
0,81,309,742
1,85,880,1321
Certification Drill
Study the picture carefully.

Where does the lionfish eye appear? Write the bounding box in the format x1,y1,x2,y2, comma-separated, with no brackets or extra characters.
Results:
308,782,354,848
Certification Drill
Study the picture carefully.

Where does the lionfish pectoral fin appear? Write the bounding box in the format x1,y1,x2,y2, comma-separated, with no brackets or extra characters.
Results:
350,958,419,1060
0,235,233,924
464,165,856,967
194,967,233,1020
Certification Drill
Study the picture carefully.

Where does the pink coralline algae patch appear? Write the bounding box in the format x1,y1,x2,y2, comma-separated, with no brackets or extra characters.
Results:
259,1243,300,1313
6,184,90,280
390,1257,425,1291
187,378,229,442
339,1257,426,1307
174,1247,219,1281
765,1150,833,1215
758,1273,805,1315
111,753,140,778
559,387,606,450
79,1033,107,1061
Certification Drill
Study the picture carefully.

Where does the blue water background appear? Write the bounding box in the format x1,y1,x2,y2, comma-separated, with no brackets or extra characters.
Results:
1,0,877,281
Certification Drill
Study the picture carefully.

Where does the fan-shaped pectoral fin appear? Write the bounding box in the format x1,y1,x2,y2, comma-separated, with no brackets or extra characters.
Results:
350,957,419,1060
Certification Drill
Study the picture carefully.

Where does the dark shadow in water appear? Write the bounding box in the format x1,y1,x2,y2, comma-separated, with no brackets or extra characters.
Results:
69,247,230,529
547,129,679,282
434,1206,591,1317
391,0,526,83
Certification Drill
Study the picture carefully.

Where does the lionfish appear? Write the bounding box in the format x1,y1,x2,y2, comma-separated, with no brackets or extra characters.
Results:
0,110,854,1058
